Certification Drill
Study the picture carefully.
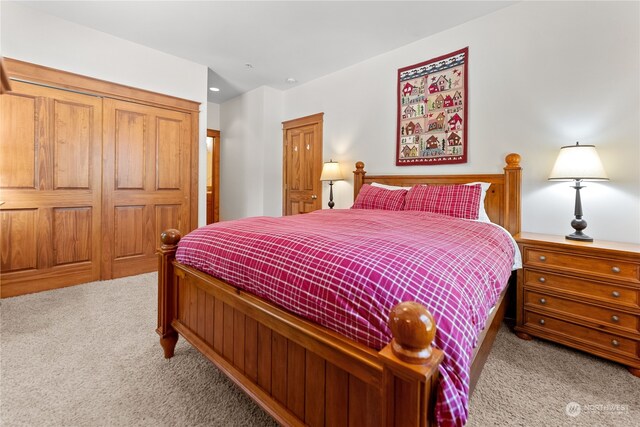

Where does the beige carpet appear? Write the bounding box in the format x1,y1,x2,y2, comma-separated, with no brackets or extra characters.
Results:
1,274,638,426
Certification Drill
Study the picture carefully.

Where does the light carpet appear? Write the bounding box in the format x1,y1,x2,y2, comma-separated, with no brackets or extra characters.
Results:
1,273,638,426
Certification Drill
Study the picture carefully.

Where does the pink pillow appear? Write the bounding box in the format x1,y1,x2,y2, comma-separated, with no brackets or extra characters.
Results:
352,184,408,211
404,184,482,219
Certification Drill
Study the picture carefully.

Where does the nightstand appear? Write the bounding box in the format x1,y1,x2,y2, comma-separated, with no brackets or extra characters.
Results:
514,232,640,377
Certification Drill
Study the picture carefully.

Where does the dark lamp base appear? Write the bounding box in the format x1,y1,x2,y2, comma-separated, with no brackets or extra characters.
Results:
566,232,593,242
327,180,336,209
567,215,592,242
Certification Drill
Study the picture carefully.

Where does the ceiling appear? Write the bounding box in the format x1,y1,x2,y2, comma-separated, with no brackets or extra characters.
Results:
18,1,515,103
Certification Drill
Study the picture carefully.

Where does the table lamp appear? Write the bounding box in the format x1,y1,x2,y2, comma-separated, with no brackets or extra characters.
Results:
548,142,608,242
320,160,343,209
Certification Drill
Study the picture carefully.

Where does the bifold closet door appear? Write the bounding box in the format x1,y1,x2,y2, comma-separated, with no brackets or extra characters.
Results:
0,81,102,297
102,99,191,279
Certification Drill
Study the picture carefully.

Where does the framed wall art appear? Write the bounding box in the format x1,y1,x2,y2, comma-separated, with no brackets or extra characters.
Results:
396,47,468,166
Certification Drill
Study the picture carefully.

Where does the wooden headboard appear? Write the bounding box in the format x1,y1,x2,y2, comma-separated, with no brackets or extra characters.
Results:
353,153,522,236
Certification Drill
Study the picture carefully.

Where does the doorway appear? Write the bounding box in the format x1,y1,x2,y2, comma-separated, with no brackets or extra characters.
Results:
206,129,220,224
282,113,323,215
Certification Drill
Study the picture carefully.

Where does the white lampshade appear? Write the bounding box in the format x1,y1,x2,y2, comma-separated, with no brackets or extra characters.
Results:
320,160,343,182
548,142,608,181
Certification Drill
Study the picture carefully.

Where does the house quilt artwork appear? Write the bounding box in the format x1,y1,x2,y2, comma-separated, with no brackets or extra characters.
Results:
397,47,468,165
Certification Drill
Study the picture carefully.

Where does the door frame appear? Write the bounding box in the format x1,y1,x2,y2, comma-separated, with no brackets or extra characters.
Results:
281,113,324,216
206,129,220,224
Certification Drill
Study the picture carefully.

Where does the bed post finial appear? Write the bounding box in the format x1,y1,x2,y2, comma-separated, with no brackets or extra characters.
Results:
505,153,521,169
161,228,182,248
388,301,437,364
353,161,366,201
157,229,182,358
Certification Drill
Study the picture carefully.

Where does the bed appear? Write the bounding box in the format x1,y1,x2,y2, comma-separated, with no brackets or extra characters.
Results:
157,153,522,426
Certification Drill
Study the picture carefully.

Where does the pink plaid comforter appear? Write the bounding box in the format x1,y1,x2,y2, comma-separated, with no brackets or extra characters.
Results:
175,209,516,426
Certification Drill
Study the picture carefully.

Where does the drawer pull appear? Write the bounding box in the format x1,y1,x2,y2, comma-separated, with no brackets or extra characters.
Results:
538,277,546,283
539,319,546,325
612,291,621,298
611,339,620,347
539,298,547,305
611,266,621,273
539,255,547,262
611,315,620,322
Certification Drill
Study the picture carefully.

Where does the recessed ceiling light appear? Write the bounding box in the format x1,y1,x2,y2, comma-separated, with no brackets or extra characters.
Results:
209,87,220,92
286,77,297,84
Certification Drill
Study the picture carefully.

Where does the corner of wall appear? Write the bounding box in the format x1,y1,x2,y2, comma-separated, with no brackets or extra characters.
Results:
261,87,285,217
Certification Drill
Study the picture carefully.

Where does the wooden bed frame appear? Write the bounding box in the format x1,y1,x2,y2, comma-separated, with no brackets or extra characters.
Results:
157,153,522,426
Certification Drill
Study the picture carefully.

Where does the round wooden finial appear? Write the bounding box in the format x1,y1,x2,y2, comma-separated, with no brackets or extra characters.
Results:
160,229,182,246
505,153,521,168
388,301,436,364
355,161,365,172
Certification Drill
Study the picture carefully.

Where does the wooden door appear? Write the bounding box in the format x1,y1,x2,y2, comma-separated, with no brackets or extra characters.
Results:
282,113,323,215
206,129,220,224
0,81,102,297
102,99,191,279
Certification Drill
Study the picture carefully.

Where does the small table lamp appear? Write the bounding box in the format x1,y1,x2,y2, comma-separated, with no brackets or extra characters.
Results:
320,159,343,209
548,142,608,242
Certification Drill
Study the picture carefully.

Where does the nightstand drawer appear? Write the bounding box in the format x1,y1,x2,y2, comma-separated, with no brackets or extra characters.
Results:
524,248,640,284
524,311,638,359
523,270,640,308
525,290,639,334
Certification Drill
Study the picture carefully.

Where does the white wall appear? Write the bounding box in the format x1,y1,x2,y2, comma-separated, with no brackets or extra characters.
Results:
1,2,210,226
207,102,220,129
7,2,637,242
219,86,283,220
279,1,639,243
261,87,285,217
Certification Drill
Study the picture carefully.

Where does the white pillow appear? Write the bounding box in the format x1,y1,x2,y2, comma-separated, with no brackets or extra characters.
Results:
371,182,407,191
465,182,491,222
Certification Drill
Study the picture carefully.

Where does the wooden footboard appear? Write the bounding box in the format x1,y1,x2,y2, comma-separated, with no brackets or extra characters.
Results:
157,231,444,426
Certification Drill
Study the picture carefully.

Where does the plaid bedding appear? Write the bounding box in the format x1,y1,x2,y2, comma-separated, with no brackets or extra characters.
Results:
175,209,516,426
352,183,408,210
404,184,482,219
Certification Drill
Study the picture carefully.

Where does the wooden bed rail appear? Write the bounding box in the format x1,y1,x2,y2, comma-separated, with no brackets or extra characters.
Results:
157,229,444,426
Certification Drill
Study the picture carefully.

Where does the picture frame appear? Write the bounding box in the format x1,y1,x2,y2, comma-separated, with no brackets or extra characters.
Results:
396,47,468,166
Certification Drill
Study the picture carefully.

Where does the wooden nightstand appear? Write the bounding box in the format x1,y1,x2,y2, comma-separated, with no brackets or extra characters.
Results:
514,232,640,377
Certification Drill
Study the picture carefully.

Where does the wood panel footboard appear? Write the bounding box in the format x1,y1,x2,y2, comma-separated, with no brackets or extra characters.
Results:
157,231,444,427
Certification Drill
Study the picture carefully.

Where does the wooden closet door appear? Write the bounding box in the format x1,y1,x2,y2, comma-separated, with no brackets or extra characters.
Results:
102,99,191,279
0,81,102,297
